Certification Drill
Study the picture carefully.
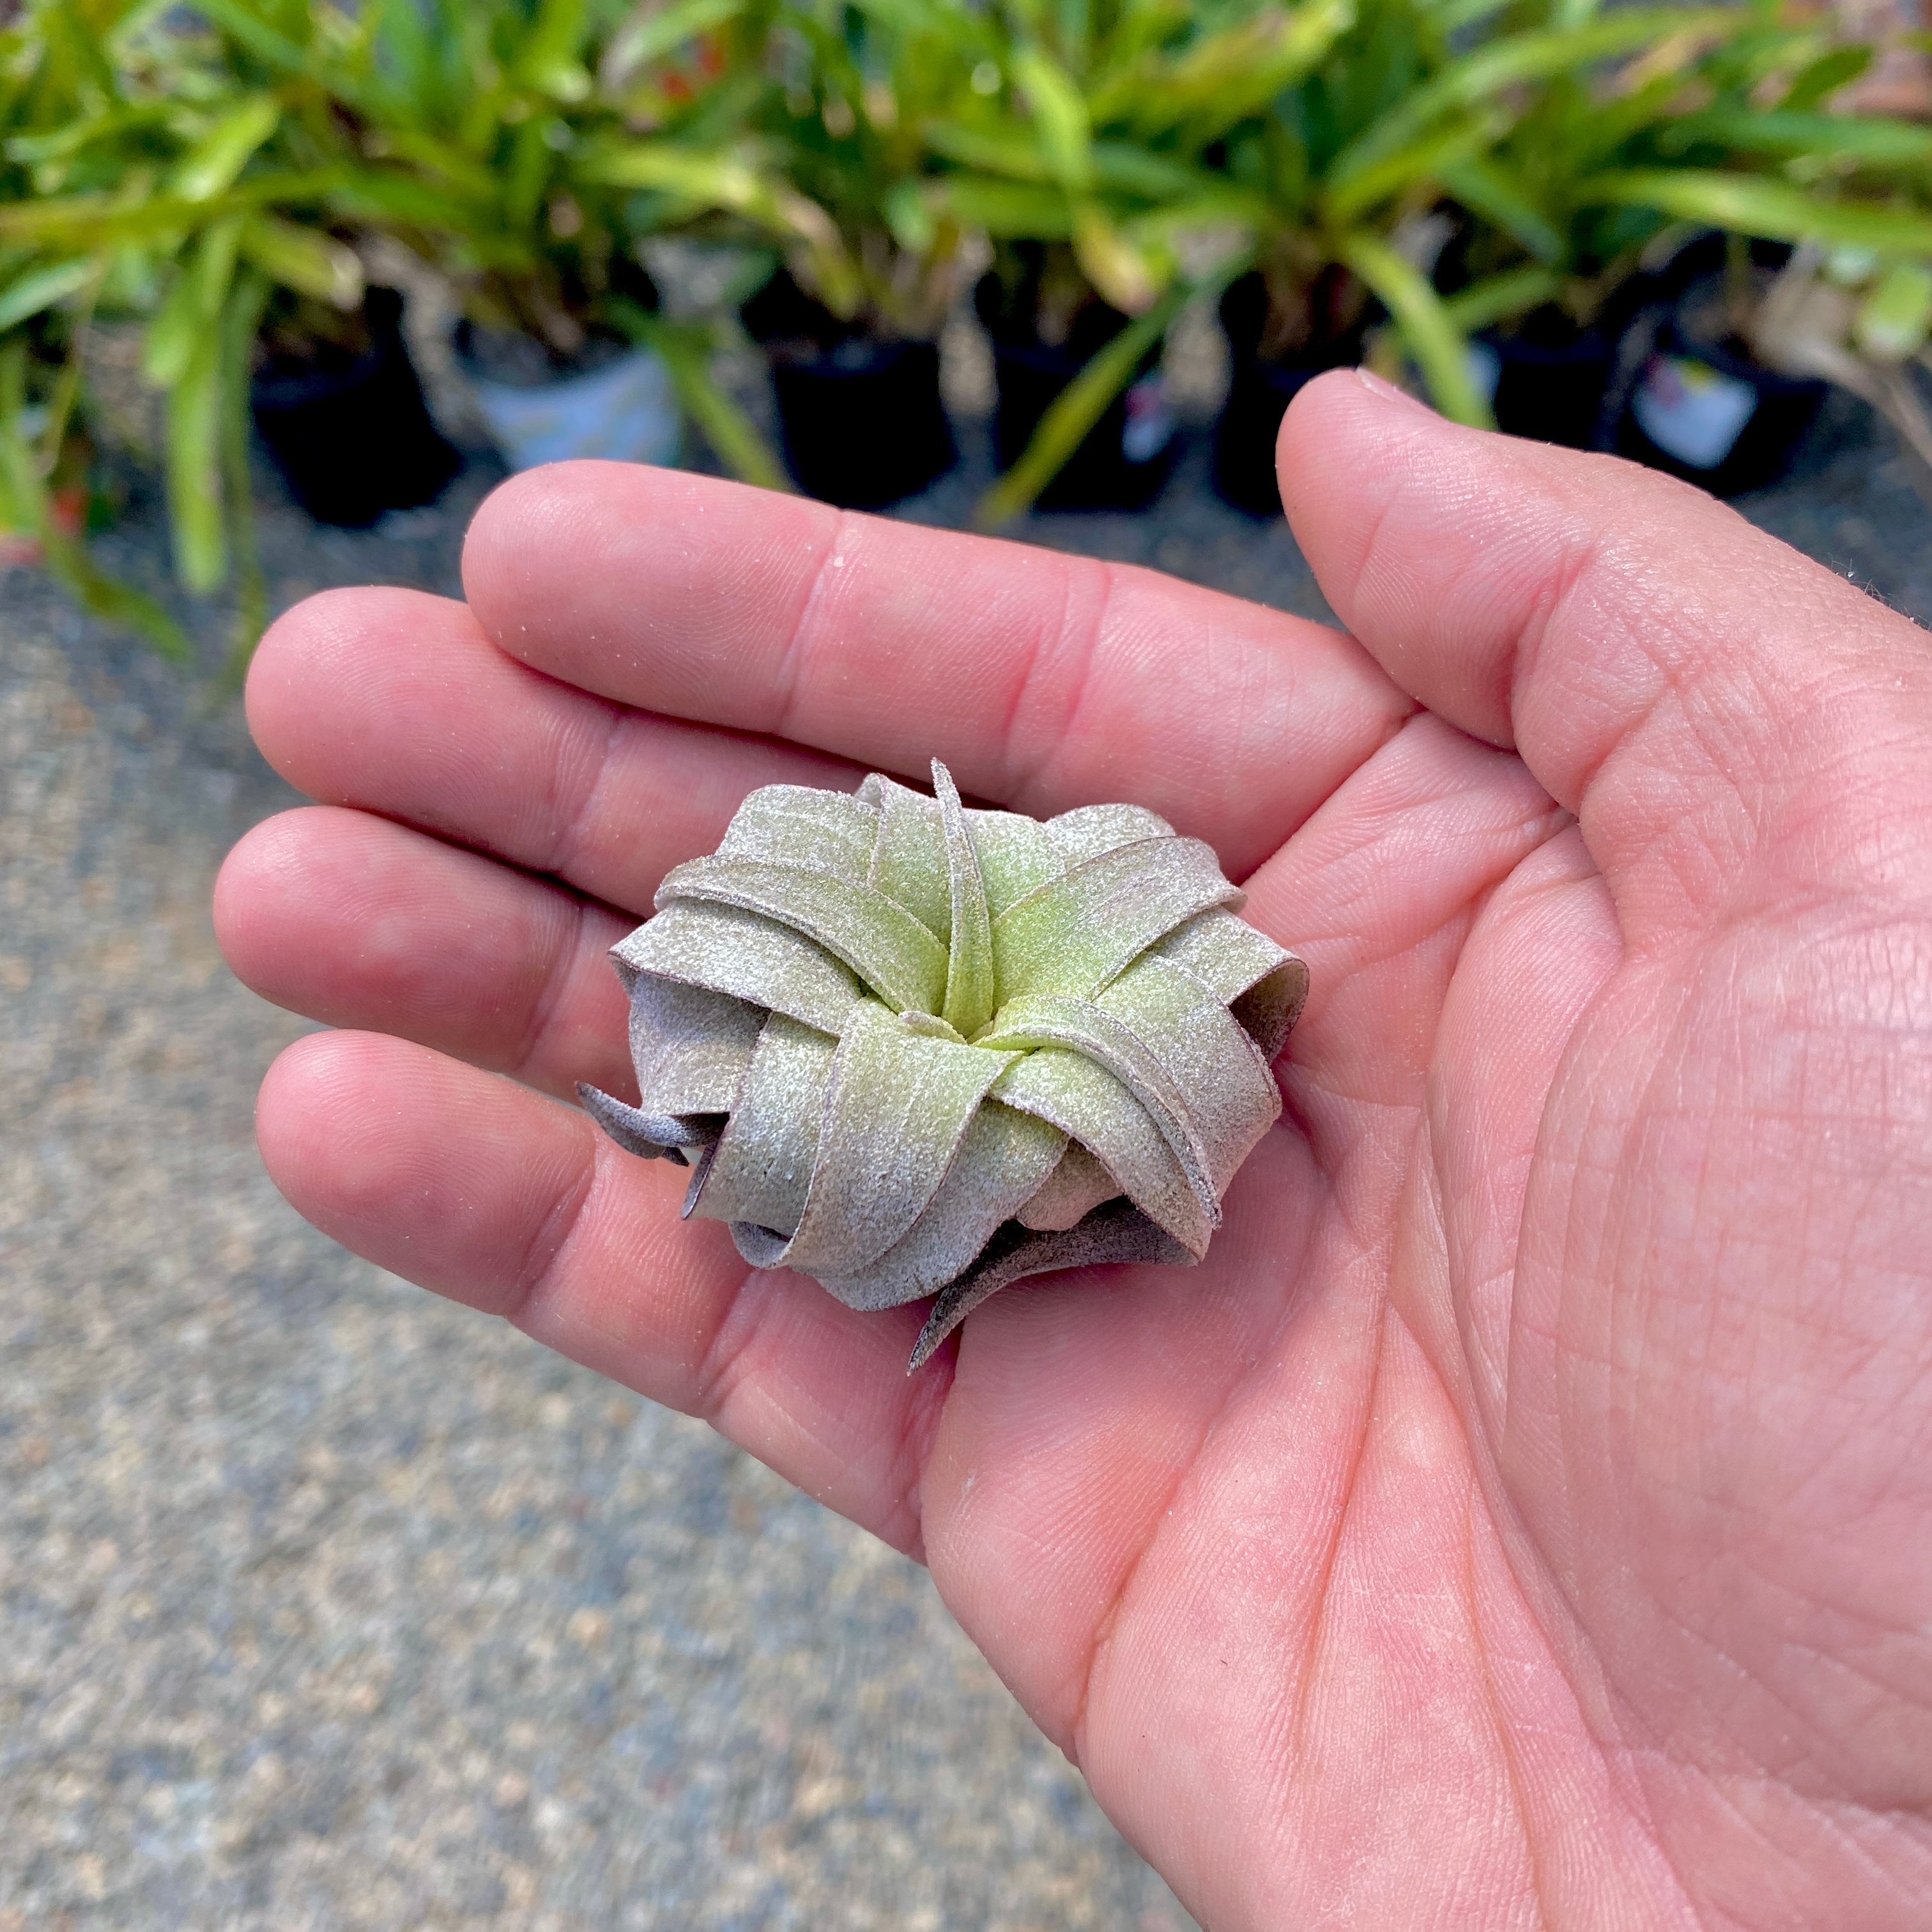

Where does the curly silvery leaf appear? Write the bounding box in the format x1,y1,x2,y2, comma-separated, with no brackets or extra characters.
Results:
579,761,1307,1370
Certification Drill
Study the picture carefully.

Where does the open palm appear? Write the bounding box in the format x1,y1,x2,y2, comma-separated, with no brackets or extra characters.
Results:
216,372,1932,1928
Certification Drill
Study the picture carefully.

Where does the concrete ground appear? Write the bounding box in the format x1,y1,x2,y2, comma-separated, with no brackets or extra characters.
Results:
3,388,1928,1932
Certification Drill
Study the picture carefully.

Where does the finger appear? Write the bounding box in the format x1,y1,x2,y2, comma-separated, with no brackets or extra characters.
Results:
246,587,856,914
459,463,1414,877
256,1031,945,1556
1280,372,1932,931
215,806,633,1101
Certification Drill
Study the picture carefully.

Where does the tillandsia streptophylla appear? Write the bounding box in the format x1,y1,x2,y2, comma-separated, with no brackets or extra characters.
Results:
579,761,1307,1370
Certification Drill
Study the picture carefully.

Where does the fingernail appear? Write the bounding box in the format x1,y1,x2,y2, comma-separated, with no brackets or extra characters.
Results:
1355,368,1432,413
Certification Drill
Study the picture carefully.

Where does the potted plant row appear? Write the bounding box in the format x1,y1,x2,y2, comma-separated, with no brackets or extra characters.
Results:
856,0,1932,522
0,0,792,661
926,0,1356,519
721,0,978,509
7,0,1932,659
334,0,784,481
1430,10,1932,496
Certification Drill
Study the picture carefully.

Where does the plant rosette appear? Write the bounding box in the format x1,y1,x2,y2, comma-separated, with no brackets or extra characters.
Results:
579,761,1307,1370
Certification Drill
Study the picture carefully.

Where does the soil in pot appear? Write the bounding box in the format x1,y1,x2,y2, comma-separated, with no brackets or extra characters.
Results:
1614,261,1827,496
251,287,460,527
975,266,1176,513
745,271,955,509
1211,271,1368,517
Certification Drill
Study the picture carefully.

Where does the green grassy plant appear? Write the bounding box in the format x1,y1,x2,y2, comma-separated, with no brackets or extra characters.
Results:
935,0,1355,519
0,0,364,648
227,0,789,479
8,0,1931,654
0,0,792,657
1438,4,1932,372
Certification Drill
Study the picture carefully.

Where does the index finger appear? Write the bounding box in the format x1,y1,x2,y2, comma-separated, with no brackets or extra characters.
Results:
459,464,1413,877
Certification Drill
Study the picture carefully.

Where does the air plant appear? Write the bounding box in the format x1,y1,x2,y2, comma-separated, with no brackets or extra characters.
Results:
580,762,1307,1370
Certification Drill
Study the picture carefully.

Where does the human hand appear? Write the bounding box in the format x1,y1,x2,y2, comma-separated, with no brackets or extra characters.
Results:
214,373,1932,1928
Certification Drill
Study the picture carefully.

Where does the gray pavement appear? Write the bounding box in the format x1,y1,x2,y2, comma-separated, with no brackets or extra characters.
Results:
3,390,1928,1932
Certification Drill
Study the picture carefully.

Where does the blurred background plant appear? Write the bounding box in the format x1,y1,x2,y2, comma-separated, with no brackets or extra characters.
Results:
1331,6,1758,408
1426,1,1932,468
742,0,981,339
332,0,793,481
1749,240,1932,472
717,0,992,503
0,0,369,654
928,0,1349,518
3,0,1929,654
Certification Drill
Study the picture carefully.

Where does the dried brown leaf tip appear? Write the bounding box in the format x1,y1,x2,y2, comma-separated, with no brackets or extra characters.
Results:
579,761,1308,1371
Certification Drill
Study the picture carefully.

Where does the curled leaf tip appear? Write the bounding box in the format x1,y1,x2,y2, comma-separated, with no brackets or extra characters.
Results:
900,1009,968,1043
593,763,1307,1367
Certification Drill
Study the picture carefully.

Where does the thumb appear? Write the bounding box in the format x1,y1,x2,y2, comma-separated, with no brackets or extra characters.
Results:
1279,371,1932,939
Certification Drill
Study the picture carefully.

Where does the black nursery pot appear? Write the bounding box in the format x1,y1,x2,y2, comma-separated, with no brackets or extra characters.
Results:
767,337,956,509
990,339,1176,512
1476,310,1620,451
250,288,459,527
1210,350,1349,516
1210,273,1363,517
1614,280,1827,498
976,277,1176,512
745,271,955,509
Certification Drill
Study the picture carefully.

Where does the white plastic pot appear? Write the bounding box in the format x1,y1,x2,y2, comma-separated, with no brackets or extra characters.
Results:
467,342,682,471
1627,353,1760,471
